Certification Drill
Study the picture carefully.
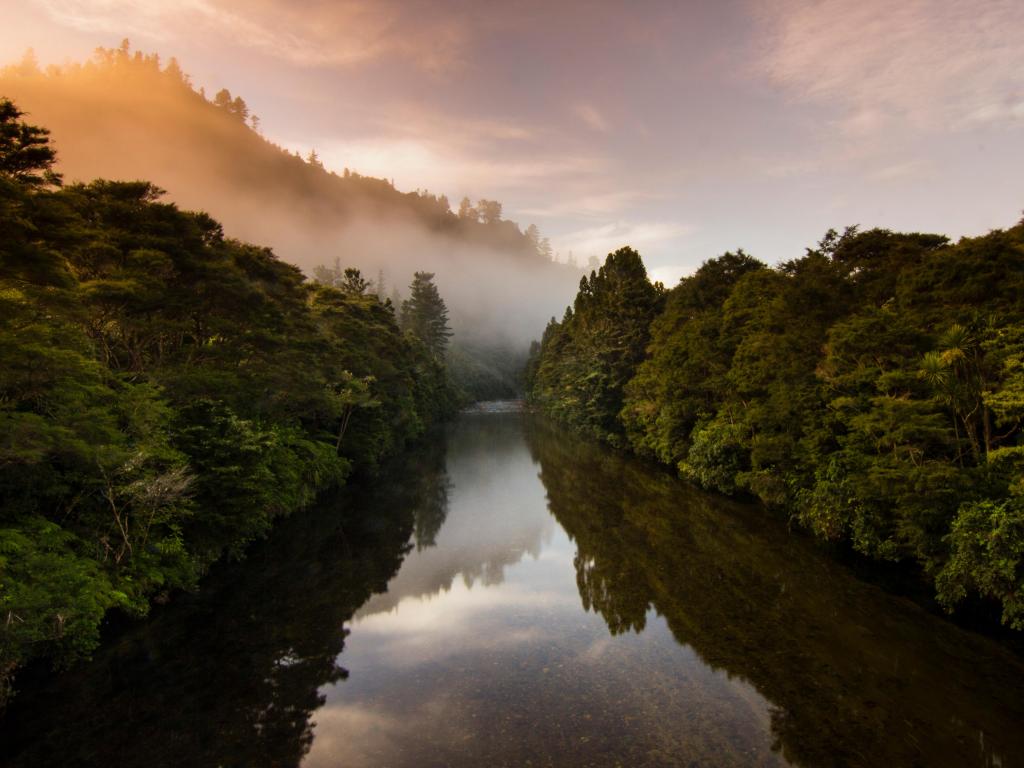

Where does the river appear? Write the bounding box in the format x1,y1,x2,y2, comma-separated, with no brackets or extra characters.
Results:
3,409,1024,767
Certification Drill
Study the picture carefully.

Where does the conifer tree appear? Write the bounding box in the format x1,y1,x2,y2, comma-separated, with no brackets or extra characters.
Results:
400,272,452,358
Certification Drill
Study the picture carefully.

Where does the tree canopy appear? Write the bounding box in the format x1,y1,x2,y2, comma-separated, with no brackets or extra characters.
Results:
0,101,456,703
527,225,1024,629
400,271,453,359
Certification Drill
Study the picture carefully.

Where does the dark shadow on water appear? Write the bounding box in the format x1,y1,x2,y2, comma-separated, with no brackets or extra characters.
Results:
0,438,450,768
523,415,1024,768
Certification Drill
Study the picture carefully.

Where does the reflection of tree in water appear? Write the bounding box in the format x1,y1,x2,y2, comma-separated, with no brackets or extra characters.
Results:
574,551,649,635
0,440,449,768
524,416,1024,768
413,467,451,551
357,413,550,618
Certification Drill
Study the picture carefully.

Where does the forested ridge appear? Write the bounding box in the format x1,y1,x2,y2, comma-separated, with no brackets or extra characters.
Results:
0,99,456,703
0,43,579,401
526,225,1024,630
0,42,550,260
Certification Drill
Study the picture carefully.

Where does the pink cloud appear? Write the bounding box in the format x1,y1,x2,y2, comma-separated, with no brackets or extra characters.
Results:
753,0,1024,131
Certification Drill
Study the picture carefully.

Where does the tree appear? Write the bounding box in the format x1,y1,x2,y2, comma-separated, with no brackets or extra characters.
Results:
538,237,553,260
938,499,1024,629
621,249,766,465
529,247,663,445
476,198,502,224
313,258,343,287
164,56,185,84
457,196,478,221
525,223,541,254
16,48,40,77
213,88,233,110
0,98,61,187
231,96,249,122
329,372,380,451
400,272,453,358
341,267,370,295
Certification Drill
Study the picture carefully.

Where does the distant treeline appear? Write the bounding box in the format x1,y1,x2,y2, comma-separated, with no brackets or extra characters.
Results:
0,99,456,703
525,224,1024,629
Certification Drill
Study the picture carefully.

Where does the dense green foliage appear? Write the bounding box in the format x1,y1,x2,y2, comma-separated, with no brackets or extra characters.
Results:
0,100,455,701
526,247,664,446
527,225,1024,628
0,43,582,401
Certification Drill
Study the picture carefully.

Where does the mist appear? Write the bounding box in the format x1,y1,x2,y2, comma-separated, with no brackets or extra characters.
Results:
0,48,582,350
241,206,577,346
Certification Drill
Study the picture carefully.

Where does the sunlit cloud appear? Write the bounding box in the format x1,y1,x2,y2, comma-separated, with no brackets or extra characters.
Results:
753,0,1024,132
556,221,692,262
30,0,470,72
304,134,608,203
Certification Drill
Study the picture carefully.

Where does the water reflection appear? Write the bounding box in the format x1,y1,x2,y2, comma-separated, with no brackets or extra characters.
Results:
525,416,1024,768
0,441,450,768
2,413,1024,768
303,414,790,768
356,413,554,619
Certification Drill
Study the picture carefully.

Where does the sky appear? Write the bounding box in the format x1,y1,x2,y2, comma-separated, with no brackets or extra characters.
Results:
2,0,1023,283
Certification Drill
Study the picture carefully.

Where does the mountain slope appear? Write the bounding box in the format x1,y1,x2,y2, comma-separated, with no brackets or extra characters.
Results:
0,44,579,350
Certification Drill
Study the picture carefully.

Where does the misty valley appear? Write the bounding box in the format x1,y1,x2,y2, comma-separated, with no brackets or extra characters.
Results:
3,28,1024,768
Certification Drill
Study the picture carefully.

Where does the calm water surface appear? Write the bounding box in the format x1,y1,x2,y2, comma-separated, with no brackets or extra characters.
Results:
3,410,1024,767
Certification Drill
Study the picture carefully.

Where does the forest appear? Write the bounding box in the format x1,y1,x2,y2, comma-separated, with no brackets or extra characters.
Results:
525,227,1024,630
0,98,457,703
0,42,582,384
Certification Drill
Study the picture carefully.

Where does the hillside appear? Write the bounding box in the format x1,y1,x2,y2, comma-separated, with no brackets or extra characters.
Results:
0,44,579,355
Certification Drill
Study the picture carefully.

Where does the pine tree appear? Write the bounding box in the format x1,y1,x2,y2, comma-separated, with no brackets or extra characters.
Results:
400,272,452,357
0,98,62,187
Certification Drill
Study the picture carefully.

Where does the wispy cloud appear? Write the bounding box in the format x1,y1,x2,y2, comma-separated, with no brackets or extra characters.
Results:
31,0,470,72
273,100,612,205
518,189,660,219
573,102,610,133
867,160,929,182
752,0,1024,132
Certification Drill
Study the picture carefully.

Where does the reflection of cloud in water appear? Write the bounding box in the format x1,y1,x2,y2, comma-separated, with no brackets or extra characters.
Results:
306,414,789,768
352,580,573,665
357,414,555,619
306,607,787,768
306,692,479,768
